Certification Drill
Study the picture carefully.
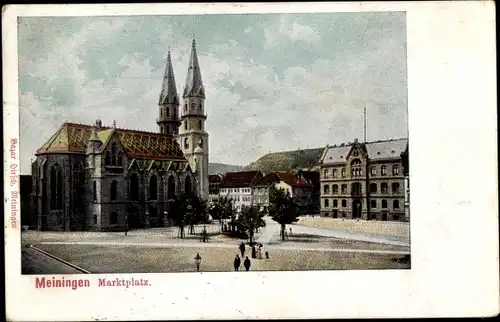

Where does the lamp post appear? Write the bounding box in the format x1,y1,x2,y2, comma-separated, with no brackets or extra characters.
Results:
125,214,128,236
194,253,202,272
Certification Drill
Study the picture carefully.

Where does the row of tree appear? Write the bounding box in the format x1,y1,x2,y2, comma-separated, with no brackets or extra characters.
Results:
168,186,302,242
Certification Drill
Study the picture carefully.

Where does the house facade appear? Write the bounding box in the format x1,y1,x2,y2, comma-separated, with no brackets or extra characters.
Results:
319,138,409,221
208,173,224,204
218,171,263,213
252,172,314,213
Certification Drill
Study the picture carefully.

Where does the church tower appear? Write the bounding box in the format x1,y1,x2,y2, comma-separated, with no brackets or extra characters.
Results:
157,51,180,135
178,39,209,201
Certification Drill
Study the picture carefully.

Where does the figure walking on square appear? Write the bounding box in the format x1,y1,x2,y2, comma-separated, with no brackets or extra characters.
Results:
289,227,292,237
239,242,246,257
257,244,263,259
233,254,241,271
243,256,251,271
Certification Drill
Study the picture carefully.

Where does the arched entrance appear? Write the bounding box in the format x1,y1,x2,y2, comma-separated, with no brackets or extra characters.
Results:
382,212,388,221
352,199,362,219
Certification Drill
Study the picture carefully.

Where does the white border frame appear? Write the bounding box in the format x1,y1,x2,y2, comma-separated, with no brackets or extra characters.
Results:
3,2,498,320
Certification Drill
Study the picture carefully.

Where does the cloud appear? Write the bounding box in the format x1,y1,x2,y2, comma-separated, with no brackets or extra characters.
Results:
265,15,321,49
18,13,407,173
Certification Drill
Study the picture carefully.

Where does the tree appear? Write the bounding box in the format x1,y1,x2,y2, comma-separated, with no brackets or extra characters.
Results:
237,205,266,245
268,186,300,241
170,193,207,237
208,196,233,231
169,195,187,238
185,192,207,235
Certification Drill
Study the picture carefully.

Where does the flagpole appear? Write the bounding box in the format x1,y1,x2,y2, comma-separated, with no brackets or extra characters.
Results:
363,106,367,143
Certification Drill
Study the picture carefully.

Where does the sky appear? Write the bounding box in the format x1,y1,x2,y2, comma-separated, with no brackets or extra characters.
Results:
18,12,407,174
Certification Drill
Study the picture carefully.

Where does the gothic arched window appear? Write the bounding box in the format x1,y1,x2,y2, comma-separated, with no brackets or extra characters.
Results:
105,151,111,165
110,180,117,201
93,180,97,201
199,103,202,111
117,152,123,166
198,120,203,130
130,173,139,200
191,103,195,111
185,176,192,194
50,163,63,210
168,176,176,199
184,138,189,149
149,175,158,200
73,162,85,211
111,143,117,165
166,107,170,117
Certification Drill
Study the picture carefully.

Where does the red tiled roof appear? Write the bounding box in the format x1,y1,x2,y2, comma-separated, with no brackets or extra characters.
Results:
220,171,262,188
275,172,311,187
254,172,312,187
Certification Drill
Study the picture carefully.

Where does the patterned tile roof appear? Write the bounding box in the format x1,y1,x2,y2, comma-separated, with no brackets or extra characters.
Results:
36,122,186,160
220,171,262,188
321,138,408,165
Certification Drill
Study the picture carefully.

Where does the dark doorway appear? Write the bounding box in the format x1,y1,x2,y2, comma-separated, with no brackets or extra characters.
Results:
333,210,338,218
127,208,143,229
352,199,362,219
382,212,388,221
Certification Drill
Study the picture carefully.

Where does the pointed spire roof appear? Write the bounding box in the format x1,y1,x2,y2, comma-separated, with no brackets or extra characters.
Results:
183,39,205,98
159,51,180,105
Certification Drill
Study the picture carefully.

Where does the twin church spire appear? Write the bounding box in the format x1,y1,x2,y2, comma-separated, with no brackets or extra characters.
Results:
158,39,204,106
157,39,204,136
156,38,209,201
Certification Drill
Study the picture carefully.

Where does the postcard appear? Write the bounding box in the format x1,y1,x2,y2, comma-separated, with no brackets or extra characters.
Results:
3,2,498,320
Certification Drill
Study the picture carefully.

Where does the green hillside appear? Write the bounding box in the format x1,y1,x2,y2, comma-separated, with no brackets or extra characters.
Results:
248,147,325,173
208,162,246,174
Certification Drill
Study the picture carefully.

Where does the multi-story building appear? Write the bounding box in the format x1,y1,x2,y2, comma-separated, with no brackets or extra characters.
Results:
208,173,224,204
318,138,409,221
31,39,209,231
295,170,320,214
219,171,263,213
252,172,313,213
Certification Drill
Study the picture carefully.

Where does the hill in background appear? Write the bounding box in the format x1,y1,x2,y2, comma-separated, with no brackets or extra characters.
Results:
247,147,324,174
208,162,246,175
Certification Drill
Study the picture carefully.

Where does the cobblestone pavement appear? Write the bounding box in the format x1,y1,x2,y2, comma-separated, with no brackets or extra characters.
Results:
22,246,82,274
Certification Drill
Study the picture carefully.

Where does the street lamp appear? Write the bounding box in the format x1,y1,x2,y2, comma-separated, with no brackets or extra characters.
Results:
124,214,129,236
194,253,202,272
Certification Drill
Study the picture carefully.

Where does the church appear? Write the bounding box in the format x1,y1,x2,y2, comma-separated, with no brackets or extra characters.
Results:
30,39,210,231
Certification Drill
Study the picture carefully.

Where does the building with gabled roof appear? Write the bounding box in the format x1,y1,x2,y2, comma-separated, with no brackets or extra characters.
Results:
31,39,210,231
319,138,409,221
219,171,263,213
252,171,314,214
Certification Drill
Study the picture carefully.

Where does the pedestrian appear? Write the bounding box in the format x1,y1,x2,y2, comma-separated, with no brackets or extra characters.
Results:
233,254,241,271
265,251,270,259
289,227,292,237
243,256,251,271
239,242,245,257
257,244,262,259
